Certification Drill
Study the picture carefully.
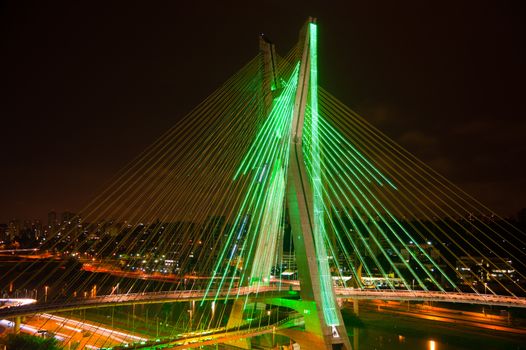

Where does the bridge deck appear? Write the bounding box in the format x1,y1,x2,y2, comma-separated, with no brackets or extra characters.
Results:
335,288,526,308
1,287,526,319
0,286,293,318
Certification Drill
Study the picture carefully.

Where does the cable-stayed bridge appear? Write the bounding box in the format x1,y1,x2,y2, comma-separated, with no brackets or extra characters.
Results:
2,18,525,350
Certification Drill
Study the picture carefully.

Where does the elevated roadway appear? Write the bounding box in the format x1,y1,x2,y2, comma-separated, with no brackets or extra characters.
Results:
0,286,295,318
2,286,526,319
335,288,526,308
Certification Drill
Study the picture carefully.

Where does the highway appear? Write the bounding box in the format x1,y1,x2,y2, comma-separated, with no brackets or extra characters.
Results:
0,313,148,349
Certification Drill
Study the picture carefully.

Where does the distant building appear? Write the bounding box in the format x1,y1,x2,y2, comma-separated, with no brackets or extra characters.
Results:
61,211,76,225
47,211,58,237
48,211,57,227
201,215,226,253
7,220,20,241
456,256,515,284
0,223,8,243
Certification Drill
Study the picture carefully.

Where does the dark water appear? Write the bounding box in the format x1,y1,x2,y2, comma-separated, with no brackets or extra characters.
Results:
351,327,524,350
345,305,526,350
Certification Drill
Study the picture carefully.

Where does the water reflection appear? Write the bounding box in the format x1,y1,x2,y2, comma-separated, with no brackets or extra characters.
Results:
352,330,447,350
350,327,526,350
428,339,436,350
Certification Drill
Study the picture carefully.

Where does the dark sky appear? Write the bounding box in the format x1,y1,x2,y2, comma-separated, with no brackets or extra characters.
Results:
1,1,525,222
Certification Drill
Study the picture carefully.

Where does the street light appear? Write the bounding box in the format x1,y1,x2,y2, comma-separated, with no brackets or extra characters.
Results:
188,309,193,330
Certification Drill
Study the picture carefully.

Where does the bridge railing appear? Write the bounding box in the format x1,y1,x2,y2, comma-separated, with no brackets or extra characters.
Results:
2,286,526,319
335,288,526,306
0,285,294,317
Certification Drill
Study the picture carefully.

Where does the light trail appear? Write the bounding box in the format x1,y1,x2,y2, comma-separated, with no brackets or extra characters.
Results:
0,298,36,307
0,319,66,341
41,313,148,342
60,324,82,333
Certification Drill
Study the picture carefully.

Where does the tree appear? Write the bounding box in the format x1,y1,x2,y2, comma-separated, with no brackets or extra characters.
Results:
0,333,62,350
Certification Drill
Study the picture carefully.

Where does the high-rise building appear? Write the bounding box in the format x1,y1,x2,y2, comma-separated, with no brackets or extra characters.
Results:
61,211,76,225
0,223,8,242
48,211,57,227
7,220,20,241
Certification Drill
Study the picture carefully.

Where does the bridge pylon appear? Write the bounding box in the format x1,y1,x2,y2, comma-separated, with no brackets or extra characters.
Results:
225,17,352,350
281,17,352,350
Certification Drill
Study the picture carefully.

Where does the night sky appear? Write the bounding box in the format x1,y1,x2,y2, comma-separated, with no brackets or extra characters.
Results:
1,1,525,222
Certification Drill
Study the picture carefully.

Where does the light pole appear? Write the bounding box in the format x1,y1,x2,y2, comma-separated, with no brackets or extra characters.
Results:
188,309,193,330
132,304,135,331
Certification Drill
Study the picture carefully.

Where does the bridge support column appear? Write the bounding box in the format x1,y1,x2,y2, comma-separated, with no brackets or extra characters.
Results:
353,327,359,350
224,300,251,349
353,299,359,316
226,300,245,329
266,298,350,350
14,316,21,334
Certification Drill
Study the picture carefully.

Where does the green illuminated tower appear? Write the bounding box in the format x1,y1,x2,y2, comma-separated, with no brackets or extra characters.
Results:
223,17,352,350
281,17,351,350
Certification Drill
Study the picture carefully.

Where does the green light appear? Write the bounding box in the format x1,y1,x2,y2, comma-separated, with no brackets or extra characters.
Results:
309,21,340,327
202,63,300,305
303,109,457,290
226,64,299,299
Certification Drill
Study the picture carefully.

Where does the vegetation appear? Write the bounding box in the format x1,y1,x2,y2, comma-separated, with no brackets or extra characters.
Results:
0,333,62,350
